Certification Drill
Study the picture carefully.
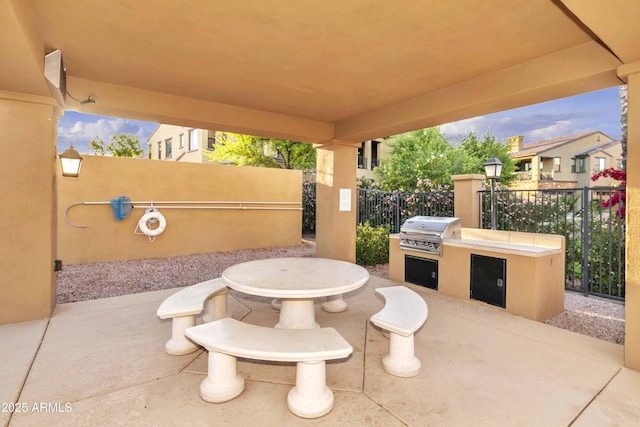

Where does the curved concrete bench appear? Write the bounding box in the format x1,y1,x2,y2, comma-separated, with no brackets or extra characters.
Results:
186,318,353,419
157,278,229,355
370,286,428,377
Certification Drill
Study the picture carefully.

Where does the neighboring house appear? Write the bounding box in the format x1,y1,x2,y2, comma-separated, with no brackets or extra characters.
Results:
146,124,218,163
148,124,312,168
357,139,391,181
149,125,393,176
508,131,623,190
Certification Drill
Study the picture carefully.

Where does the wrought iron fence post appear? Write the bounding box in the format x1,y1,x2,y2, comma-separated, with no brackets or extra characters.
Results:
490,180,497,229
394,191,400,233
582,186,589,296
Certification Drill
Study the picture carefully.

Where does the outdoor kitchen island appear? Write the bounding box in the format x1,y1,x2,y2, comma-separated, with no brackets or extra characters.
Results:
389,225,565,322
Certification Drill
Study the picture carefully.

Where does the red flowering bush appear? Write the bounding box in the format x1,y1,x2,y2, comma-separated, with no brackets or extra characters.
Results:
591,168,626,219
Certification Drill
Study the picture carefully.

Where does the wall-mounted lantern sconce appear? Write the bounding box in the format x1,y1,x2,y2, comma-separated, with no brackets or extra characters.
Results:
483,156,503,230
59,145,83,177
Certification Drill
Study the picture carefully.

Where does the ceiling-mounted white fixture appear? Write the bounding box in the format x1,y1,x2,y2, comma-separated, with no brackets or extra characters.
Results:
44,49,66,107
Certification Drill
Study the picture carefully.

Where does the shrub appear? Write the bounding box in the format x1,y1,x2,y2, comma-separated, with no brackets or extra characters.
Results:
356,223,390,266
591,168,626,219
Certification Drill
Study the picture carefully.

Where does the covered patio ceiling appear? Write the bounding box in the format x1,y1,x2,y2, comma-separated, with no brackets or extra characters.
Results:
2,0,639,143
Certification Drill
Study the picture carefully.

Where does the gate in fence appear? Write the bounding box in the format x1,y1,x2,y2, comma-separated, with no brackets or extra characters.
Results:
479,187,625,300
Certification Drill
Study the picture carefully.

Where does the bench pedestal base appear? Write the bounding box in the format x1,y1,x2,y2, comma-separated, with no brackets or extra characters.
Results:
166,316,198,355
202,291,230,323
383,332,421,377
200,352,245,403
287,361,334,419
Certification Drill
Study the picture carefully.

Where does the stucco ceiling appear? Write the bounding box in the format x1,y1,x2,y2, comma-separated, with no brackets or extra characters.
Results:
2,0,639,143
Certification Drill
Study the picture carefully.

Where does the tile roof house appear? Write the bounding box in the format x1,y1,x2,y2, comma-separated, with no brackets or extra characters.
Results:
508,131,623,190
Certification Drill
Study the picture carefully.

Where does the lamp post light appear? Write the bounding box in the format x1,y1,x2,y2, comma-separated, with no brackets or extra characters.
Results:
484,156,503,230
59,145,83,177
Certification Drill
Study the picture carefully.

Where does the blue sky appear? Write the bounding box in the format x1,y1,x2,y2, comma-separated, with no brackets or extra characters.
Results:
440,86,622,144
57,86,622,154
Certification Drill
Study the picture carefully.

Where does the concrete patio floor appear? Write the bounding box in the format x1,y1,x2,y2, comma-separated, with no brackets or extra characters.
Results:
2,275,639,426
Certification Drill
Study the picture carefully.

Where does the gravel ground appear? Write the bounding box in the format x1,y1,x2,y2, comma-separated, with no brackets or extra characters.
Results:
55,240,625,345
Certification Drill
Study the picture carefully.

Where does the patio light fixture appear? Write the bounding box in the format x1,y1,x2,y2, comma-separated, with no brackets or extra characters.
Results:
59,145,83,177
484,157,503,230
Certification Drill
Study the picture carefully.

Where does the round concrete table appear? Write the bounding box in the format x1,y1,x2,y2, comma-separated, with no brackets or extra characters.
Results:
222,257,369,329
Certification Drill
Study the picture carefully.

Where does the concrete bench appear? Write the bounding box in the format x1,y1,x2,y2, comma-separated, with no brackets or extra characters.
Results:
157,278,229,355
185,317,353,419
370,286,428,377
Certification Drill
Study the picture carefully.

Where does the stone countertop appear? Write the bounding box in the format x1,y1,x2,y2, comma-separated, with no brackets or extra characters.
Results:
390,231,563,258
443,238,562,257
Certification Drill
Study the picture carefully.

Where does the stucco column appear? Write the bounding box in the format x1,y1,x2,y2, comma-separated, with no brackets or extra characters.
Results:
314,140,359,262
0,93,59,324
452,174,485,228
619,64,640,370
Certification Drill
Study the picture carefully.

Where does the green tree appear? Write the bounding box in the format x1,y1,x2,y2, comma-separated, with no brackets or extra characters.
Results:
89,134,144,157
271,139,316,170
89,138,106,156
206,133,275,167
373,127,515,191
374,128,454,191
206,133,315,170
454,131,516,186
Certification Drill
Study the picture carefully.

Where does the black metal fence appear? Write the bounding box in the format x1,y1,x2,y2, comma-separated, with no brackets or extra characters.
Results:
302,185,455,234
480,187,625,300
302,182,316,234
304,184,624,300
357,189,455,233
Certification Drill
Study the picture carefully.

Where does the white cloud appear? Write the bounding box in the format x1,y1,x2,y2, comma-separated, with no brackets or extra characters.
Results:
62,119,116,141
440,115,515,144
526,120,574,141
58,114,157,154
440,116,487,136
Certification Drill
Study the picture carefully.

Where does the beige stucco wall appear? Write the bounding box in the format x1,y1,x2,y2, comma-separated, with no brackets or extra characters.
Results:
0,97,58,324
315,141,358,262
57,156,302,264
625,71,640,370
452,174,484,228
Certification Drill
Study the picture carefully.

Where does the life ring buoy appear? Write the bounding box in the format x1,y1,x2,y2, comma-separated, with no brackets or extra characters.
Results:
138,210,166,237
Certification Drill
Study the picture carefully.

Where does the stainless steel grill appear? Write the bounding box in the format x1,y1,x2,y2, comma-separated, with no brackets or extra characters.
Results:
399,216,461,255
